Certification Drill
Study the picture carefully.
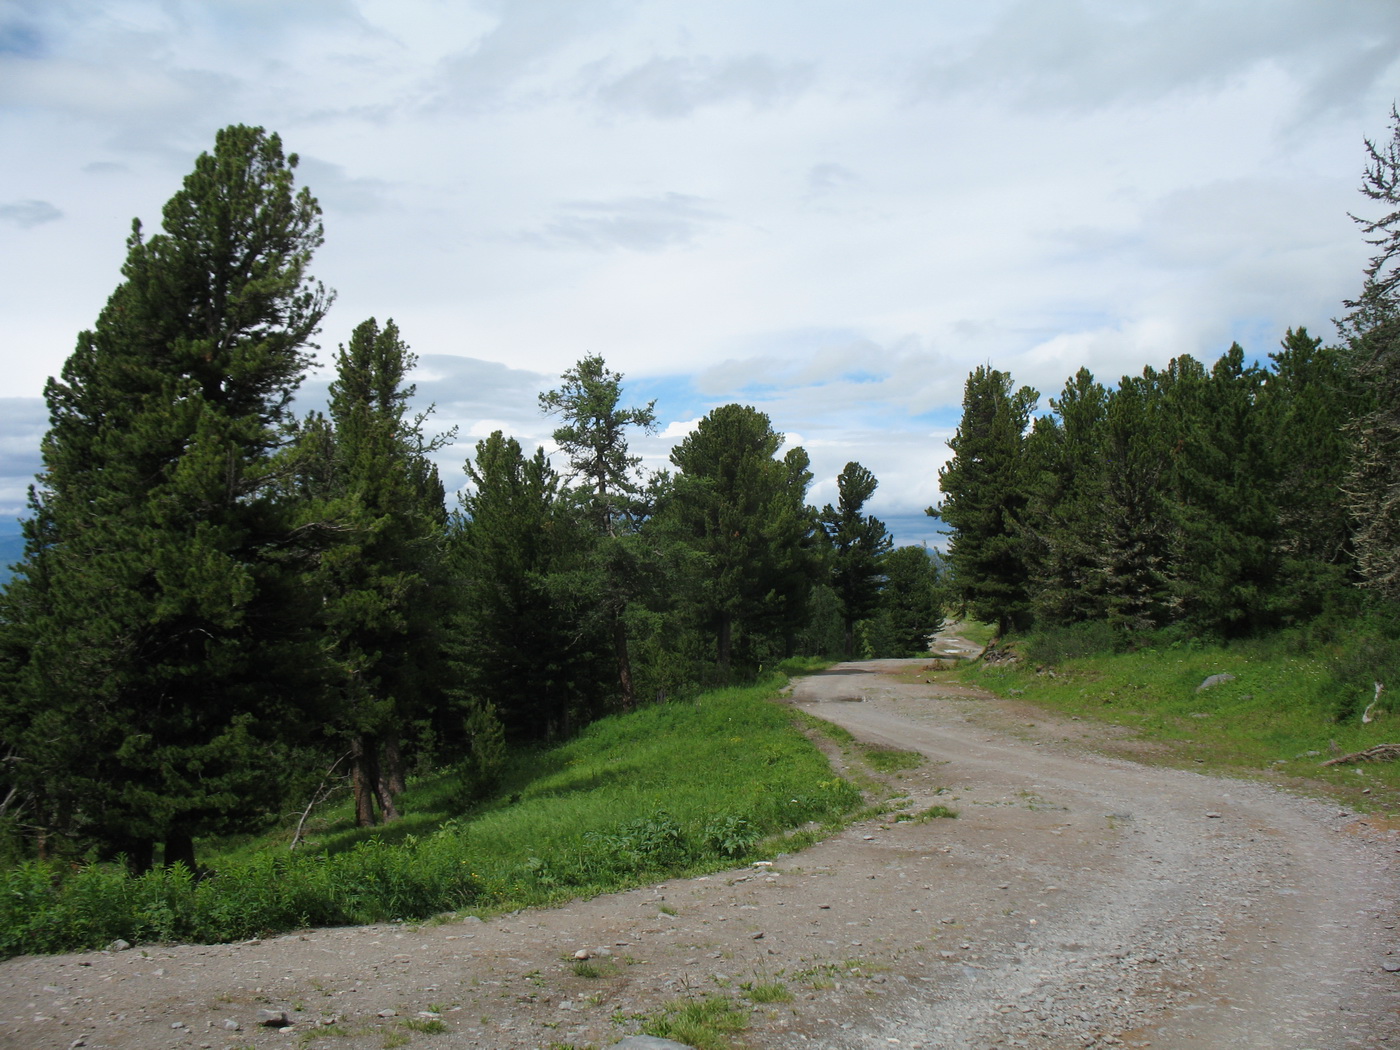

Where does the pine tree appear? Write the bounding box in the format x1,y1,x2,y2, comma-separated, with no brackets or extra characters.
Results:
311,318,451,826
539,356,656,708
452,431,608,740
1259,327,1362,617
666,404,821,670
819,462,893,657
935,367,1038,635
1022,368,1110,626
6,126,330,870
1342,107,1400,604
1166,345,1281,635
865,545,944,657
1099,370,1176,633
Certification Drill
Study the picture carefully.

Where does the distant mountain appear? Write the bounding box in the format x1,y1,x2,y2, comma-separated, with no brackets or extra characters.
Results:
0,524,24,584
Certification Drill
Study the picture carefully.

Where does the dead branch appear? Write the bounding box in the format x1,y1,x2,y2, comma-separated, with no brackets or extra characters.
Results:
289,750,353,851
1320,743,1400,767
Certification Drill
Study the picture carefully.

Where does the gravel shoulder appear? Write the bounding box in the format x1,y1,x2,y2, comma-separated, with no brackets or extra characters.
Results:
3,656,1398,1050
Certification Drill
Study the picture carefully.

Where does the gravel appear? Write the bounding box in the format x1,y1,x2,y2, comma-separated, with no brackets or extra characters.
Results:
1,654,1396,1050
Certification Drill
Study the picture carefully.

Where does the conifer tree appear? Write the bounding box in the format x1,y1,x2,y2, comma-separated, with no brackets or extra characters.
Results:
667,404,821,670
539,356,656,708
1342,106,1400,604
1022,368,1110,626
935,367,1038,635
452,431,608,740
819,462,893,657
1259,327,1361,617
1099,371,1176,633
312,318,451,826
865,545,944,657
1166,345,1281,635
7,126,330,870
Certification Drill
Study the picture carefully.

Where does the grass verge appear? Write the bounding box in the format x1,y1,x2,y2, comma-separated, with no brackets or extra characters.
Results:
0,675,861,959
952,628,1400,812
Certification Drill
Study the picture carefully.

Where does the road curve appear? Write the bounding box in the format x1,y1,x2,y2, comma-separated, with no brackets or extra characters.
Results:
787,658,1400,1049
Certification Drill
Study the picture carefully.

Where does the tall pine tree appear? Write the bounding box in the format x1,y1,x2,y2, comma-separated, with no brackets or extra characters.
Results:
7,126,330,870
310,318,451,826
935,367,1038,635
666,404,821,670
819,462,893,657
539,356,656,709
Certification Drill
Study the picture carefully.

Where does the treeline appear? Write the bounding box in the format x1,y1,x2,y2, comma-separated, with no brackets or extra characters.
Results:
937,110,1400,657
0,126,942,873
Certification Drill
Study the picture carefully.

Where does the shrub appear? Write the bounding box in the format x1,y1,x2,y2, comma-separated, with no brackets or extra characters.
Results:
1023,621,1125,665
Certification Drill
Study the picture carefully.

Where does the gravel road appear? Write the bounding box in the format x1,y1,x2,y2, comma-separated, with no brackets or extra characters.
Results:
2,657,1397,1050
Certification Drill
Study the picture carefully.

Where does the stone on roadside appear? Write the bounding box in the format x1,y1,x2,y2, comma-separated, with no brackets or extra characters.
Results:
616,1037,699,1050
256,1009,289,1027
106,939,130,953
1195,673,1235,693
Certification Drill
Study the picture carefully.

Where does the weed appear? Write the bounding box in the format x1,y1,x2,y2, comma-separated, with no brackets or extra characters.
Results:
742,980,793,1003
401,1017,447,1034
381,1033,409,1049
640,994,749,1050
572,959,618,979
909,804,958,821
860,745,924,773
658,903,678,916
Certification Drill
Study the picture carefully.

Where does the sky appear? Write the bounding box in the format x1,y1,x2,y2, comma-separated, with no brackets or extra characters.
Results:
2,0,1398,549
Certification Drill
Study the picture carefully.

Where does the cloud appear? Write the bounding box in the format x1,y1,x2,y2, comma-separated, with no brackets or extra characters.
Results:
0,199,62,227
295,156,394,215
806,162,859,194
429,0,628,112
914,0,1400,115
592,53,815,119
524,193,724,252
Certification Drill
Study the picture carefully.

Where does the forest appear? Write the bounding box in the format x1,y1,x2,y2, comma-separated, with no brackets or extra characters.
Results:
0,126,939,874
2,105,1399,880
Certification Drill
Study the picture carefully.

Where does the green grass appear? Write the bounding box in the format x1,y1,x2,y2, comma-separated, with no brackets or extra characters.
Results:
0,675,862,958
859,744,923,773
949,619,998,648
640,994,749,1050
954,629,1400,809
902,804,958,822
742,980,793,1003
399,1017,448,1034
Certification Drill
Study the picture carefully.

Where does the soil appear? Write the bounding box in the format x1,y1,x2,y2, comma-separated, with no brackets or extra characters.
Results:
3,644,1399,1050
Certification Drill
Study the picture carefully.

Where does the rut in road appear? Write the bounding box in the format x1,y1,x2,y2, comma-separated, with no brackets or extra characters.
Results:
788,658,1400,1050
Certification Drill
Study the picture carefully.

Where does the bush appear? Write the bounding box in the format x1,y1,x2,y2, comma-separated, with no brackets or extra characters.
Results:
1328,630,1400,721
1023,621,1126,665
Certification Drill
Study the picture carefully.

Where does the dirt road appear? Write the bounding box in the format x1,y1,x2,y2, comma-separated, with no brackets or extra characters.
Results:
3,659,1398,1049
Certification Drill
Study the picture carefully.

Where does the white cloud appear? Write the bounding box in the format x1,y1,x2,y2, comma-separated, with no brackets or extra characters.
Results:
592,53,815,119
0,0,1391,526
0,200,62,227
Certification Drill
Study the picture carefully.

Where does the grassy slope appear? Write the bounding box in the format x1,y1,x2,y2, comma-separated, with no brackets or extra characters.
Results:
953,636,1400,815
1,673,862,957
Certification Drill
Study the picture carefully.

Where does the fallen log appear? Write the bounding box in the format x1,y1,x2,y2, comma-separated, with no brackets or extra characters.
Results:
1320,743,1400,767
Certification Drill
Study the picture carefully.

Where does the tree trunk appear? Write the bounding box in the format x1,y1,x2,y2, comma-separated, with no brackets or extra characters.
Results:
123,838,155,877
383,731,406,796
373,766,400,823
164,828,196,872
613,611,635,711
717,613,733,672
843,619,856,660
351,735,378,827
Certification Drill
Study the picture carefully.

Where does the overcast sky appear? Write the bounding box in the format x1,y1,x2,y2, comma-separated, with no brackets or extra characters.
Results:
2,1,1397,547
